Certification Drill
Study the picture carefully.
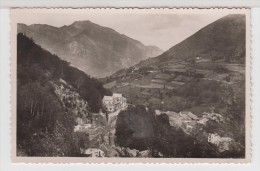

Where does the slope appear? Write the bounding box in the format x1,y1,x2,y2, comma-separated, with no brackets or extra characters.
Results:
104,14,246,146
18,21,163,78
17,33,111,156
109,14,246,158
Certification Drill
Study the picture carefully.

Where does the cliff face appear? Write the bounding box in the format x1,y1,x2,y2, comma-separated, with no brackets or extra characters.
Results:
18,21,163,78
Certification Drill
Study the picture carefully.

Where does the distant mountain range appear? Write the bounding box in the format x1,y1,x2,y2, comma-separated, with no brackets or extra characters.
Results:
18,21,163,78
107,14,246,158
135,14,246,68
105,14,246,116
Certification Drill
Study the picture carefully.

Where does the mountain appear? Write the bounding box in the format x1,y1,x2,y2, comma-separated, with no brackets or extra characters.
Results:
18,21,163,78
137,14,245,67
17,33,111,156
163,14,245,61
108,14,246,158
104,14,246,143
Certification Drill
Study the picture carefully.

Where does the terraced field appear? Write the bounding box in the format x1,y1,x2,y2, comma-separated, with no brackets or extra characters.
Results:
135,83,164,89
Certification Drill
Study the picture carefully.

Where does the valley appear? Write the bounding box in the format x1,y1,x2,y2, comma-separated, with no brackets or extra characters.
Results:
103,57,244,115
97,14,246,157
16,13,247,158
99,55,245,157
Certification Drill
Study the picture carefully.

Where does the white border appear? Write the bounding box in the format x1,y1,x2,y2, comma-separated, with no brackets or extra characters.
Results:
0,6,260,171
0,0,260,7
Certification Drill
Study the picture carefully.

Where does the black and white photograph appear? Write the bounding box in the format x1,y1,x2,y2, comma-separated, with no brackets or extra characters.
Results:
12,8,250,162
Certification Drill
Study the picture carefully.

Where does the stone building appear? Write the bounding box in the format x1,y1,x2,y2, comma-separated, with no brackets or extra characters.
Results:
102,93,127,113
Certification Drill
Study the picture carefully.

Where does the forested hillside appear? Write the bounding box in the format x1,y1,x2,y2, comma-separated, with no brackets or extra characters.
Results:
108,14,246,158
18,21,162,77
17,33,110,156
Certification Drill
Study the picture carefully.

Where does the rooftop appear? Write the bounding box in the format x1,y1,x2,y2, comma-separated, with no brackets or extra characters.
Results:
103,96,113,101
112,93,122,97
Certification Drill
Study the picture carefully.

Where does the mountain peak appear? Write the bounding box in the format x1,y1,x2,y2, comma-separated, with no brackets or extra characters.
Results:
225,14,245,19
69,20,96,29
17,21,163,78
159,14,246,63
72,20,92,25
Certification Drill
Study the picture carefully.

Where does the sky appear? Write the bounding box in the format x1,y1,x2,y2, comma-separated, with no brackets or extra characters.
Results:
18,12,227,51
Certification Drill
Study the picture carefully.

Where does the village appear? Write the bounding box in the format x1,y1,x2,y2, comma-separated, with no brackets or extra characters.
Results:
73,92,238,157
73,92,128,157
104,55,244,96
154,108,241,153
72,56,243,157
52,72,241,158
50,78,128,157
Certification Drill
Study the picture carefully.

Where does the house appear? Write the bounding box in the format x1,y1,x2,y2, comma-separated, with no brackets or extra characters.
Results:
197,118,209,125
208,133,232,146
170,81,185,86
154,73,171,80
195,58,211,63
139,150,150,157
114,93,127,110
83,148,105,157
102,93,127,113
113,93,123,110
121,82,129,86
102,96,114,112
74,123,92,132
76,117,84,125
187,112,199,120
179,111,198,120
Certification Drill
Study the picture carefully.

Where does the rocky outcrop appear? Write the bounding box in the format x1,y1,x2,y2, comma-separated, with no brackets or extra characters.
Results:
156,109,243,155
52,79,90,120
208,133,233,152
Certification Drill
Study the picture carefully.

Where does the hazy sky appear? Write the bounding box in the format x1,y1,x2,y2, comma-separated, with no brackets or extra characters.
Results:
19,13,226,50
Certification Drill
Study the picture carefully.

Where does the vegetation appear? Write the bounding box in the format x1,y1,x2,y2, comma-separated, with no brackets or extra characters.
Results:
17,33,111,112
114,77,245,158
115,105,219,158
17,14,247,158
17,33,110,156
